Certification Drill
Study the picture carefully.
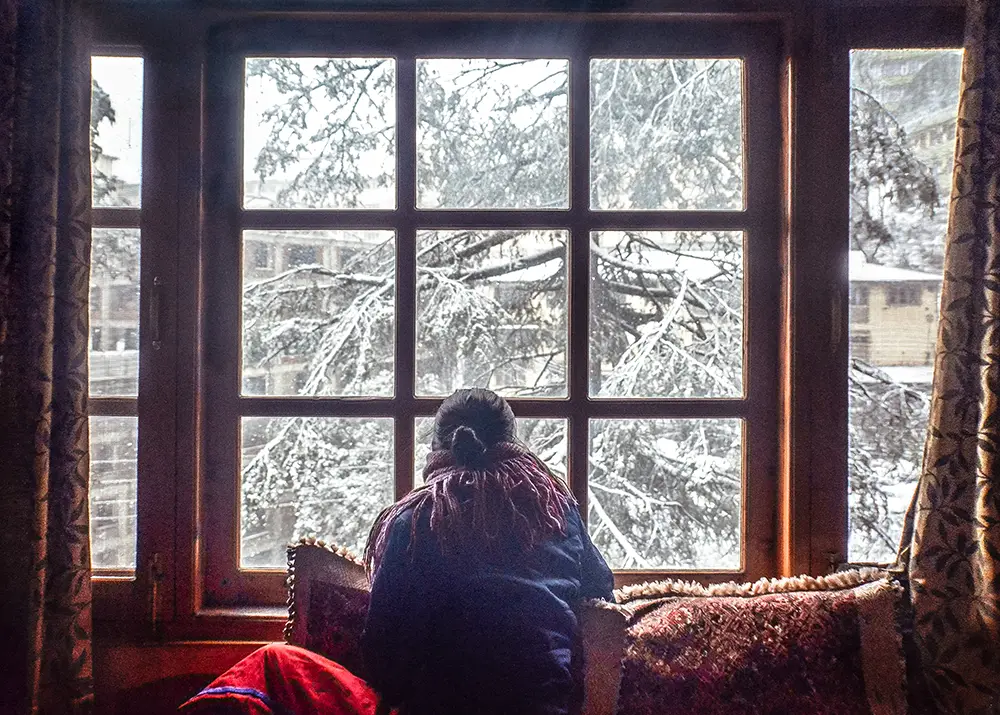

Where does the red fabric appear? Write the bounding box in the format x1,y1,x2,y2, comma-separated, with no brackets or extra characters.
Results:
178,644,382,715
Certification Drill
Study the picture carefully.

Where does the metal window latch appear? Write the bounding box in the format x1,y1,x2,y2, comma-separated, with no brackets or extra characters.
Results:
148,552,166,639
150,276,163,351
830,288,843,350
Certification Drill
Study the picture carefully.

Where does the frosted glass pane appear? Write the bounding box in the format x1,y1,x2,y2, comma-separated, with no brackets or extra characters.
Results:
89,229,140,397
417,59,569,209
91,56,143,207
590,231,743,398
242,230,395,397
89,416,138,570
416,230,567,397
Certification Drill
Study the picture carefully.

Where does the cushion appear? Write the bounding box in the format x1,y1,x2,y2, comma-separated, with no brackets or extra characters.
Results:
613,569,907,715
284,539,629,715
284,538,371,678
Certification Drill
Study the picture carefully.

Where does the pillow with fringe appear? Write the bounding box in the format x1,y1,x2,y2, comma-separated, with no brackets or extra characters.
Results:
612,569,907,715
284,539,371,678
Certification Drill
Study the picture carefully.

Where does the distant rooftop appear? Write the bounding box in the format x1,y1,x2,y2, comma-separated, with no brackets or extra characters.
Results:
849,251,941,283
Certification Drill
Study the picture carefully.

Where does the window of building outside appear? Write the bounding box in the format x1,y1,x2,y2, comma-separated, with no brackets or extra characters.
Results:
84,9,966,623
885,284,923,306
250,241,273,269
285,243,320,267
847,48,963,563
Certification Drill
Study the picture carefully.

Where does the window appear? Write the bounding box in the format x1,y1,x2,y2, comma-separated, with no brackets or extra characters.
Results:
285,244,320,268
199,18,781,606
89,55,143,574
885,284,924,306
850,285,870,323
248,241,273,270
847,48,961,563
85,4,966,638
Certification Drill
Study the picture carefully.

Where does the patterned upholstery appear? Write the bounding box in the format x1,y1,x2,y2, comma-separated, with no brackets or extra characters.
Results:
614,570,907,715
284,542,907,715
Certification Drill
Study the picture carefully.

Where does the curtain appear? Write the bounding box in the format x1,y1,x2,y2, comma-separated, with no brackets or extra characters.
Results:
897,0,1000,713
0,0,95,713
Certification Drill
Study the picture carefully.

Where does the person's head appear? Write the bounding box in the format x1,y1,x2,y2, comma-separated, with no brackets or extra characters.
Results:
431,388,517,467
364,388,572,575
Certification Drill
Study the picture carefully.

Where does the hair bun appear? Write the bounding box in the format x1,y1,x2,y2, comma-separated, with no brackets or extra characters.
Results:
450,425,487,467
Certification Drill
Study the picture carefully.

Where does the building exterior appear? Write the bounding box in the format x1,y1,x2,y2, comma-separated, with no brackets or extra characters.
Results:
849,251,940,372
848,49,959,384
852,49,962,191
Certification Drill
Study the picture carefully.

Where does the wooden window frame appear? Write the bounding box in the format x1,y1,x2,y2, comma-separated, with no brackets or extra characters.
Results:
200,16,782,609
89,45,149,628
85,2,965,641
90,39,201,636
782,7,965,577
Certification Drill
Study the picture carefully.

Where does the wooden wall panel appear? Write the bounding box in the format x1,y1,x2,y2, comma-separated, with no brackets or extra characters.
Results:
94,640,267,715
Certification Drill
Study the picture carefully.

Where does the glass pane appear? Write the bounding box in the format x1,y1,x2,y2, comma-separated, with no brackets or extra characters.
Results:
91,56,143,207
415,417,566,484
90,228,141,396
589,418,742,570
89,416,138,570
240,417,394,568
847,49,962,563
415,417,434,480
244,57,395,209
417,59,569,209
590,59,743,211
590,231,743,398
242,230,395,397
415,230,567,397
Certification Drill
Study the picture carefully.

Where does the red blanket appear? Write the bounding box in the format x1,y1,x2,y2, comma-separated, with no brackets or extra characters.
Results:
179,644,384,715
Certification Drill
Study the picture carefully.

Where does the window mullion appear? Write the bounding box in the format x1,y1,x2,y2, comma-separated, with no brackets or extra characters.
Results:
202,42,250,607
395,54,418,501
567,52,591,516
134,48,183,626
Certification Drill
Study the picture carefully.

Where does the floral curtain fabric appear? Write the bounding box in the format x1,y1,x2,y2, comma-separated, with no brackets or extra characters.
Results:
0,0,94,713
898,0,1000,712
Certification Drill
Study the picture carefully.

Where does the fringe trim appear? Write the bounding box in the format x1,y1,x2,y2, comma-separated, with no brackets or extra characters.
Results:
856,579,908,715
284,538,364,644
615,567,890,604
292,536,364,565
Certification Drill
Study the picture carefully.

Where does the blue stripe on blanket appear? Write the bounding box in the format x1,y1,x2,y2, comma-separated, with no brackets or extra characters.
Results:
196,686,295,715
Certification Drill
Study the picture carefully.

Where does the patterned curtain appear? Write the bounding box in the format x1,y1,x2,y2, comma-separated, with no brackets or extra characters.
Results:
897,0,1000,713
0,0,94,713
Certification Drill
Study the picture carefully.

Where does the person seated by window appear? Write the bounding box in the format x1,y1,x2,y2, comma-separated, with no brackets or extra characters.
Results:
180,387,613,715
362,388,614,715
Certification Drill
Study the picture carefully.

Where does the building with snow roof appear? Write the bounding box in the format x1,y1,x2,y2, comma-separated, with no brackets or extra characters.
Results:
849,250,940,374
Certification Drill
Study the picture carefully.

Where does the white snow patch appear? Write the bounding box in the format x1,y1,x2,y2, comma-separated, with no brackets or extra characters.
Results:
850,251,942,283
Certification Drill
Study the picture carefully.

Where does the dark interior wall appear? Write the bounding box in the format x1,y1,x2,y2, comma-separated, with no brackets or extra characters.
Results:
94,641,265,714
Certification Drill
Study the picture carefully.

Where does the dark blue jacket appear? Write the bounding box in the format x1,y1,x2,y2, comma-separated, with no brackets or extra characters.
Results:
361,505,614,715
